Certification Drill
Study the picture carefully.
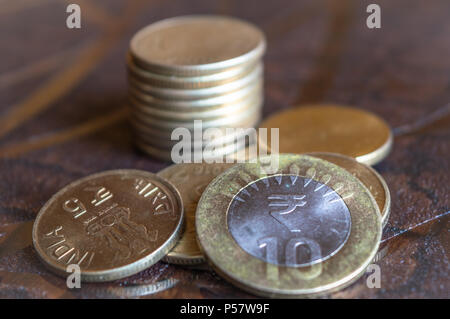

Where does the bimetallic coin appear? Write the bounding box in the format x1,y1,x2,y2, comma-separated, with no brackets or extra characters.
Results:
32,170,183,282
259,105,393,166
196,154,382,297
158,163,233,264
129,15,266,75
308,152,391,228
127,54,258,89
128,63,262,100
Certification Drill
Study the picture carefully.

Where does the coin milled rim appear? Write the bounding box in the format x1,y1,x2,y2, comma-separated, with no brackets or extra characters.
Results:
196,154,382,297
162,254,206,265
32,169,184,282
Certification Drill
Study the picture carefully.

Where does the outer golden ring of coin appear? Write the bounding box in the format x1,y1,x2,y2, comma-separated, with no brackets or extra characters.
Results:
32,169,184,282
307,152,391,228
126,53,258,89
129,15,266,76
196,154,382,298
128,64,262,100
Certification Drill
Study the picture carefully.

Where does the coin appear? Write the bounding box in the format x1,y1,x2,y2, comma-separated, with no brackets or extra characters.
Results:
308,152,391,227
259,105,393,166
131,98,262,130
130,109,260,146
129,79,262,110
158,163,233,264
127,15,266,163
133,124,260,151
129,63,262,100
32,169,184,282
129,15,266,75
127,54,258,89
129,92,262,121
135,138,248,162
196,154,382,297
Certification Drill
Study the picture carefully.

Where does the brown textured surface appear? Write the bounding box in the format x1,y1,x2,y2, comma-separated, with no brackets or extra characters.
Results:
0,0,448,298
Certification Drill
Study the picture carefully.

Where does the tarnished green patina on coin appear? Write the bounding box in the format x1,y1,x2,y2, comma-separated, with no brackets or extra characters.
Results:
196,154,382,297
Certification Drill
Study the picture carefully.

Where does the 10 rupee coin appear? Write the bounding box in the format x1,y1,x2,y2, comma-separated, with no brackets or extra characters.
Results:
196,154,382,297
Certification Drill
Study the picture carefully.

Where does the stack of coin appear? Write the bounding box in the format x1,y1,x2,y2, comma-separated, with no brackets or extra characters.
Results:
127,15,266,161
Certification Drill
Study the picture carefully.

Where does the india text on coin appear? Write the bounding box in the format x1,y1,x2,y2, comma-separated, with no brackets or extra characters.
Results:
32,170,183,282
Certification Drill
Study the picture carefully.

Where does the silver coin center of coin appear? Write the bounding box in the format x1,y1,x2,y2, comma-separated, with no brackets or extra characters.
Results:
227,174,351,267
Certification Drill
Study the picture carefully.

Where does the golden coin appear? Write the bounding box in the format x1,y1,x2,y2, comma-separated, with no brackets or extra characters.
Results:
158,163,233,264
196,154,382,297
129,15,266,76
127,53,258,89
128,63,262,100
259,105,393,166
32,169,183,282
308,152,391,227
